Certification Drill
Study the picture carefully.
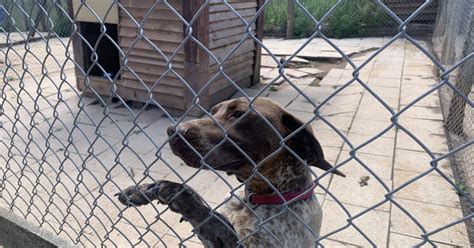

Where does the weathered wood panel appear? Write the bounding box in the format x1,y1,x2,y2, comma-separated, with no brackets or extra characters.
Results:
210,38,255,64
124,61,184,79
209,52,254,73
121,71,185,87
121,0,182,10
121,79,186,97
253,0,265,84
210,2,257,13
209,63,254,95
77,75,185,111
208,51,254,94
209,8,257,22
119,37,185,55
209,0,255,4
207,0,258,101
118,0,186,110
210,18,254,32
119,8,181,22
183,0,211,114
126,51,185,69
209,76,252,107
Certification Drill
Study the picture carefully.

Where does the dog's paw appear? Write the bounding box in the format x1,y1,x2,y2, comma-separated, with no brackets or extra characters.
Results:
115,180,187,208
115,182,161,207
152,180,185,205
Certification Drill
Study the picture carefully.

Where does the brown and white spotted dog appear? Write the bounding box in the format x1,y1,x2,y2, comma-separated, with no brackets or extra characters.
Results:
116,97,345,247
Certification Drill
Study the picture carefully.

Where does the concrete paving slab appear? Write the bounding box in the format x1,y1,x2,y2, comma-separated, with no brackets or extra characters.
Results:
393,169,461,208
259,67,273,76
343,133,395,157
329,155,392,211
367,77,401,88
260,69,281,80
282,56,311,64
296,67,325,76
396,131,449,154
320,200,390,247
400,92,441,108
390,198,470,247
393,149,453,177
284,68,309,78
388,232,459,248
290,77,316,86
350,118,396,138
399,105,444,120
355,102,395,122
260,55,280,68
403,65,436,77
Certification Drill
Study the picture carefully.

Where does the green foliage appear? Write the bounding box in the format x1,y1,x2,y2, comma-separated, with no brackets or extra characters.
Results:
268,85,279,91
454,180,468,196
264,0,392,38
50,1,73,37
0,0,72,37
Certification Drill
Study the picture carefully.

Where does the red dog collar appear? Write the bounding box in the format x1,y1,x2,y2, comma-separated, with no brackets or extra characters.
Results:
247,183,316,205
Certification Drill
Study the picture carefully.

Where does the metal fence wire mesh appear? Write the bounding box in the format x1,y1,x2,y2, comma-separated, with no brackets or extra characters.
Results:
263,0,437,38
0,0,473,247
432,0,474,240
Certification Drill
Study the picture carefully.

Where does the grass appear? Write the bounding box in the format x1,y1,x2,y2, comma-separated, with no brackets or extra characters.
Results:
264,0,393,38
268,85,279,91
454,180,468,196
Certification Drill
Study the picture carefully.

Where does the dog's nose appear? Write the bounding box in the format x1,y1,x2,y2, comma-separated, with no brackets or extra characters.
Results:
167,125,176,136
167,124,193,137
166,122,199,138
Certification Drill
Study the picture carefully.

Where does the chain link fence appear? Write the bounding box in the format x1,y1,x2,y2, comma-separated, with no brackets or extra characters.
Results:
0,0,73,80
0,0,473,247
0,0,72,37
432,0,474,239
264,0,437,38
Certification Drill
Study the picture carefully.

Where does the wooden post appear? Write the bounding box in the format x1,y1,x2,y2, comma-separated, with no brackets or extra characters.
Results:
183,1,209,116
66,0,86,91
286,0,295,39
252,0,265,85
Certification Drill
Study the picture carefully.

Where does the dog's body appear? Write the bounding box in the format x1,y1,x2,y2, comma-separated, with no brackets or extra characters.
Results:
117,97,343,247
221,189,322,247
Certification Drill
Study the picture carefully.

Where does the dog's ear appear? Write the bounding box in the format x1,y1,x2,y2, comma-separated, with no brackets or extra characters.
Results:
282,113,345,177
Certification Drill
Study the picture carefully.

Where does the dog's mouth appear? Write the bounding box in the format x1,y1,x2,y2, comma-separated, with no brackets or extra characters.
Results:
169,136,202,168
169,135,246,170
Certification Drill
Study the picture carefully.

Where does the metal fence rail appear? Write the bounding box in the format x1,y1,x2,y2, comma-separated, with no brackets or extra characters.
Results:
0,0,472,247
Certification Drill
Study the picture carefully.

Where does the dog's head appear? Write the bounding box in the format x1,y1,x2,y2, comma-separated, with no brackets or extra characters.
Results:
167,97,344,182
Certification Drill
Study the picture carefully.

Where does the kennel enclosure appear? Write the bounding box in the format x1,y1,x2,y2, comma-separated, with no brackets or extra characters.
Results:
70,0,264,115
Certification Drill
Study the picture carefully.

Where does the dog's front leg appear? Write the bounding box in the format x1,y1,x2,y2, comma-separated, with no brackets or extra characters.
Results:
116,180,240,248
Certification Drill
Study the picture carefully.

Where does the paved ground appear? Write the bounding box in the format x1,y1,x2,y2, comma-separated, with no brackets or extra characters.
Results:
0,37,470,247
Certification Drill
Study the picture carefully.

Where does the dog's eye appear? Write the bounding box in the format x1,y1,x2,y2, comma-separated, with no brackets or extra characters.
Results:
232,111,245,119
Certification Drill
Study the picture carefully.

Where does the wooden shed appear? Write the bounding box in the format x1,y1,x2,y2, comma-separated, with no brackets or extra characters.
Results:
70,0,264,115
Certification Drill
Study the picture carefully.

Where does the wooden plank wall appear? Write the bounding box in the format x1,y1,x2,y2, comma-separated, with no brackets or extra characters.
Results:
118,0,186,111
207,0,257,104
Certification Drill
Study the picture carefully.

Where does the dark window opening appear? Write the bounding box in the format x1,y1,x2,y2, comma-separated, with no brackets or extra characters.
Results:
80,22,120,79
